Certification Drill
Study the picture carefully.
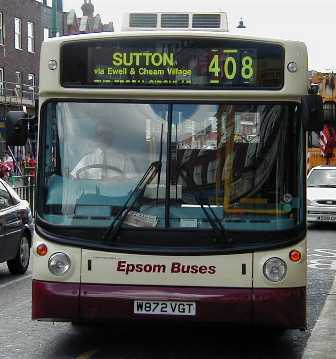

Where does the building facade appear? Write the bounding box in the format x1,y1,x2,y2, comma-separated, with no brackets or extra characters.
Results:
66,0,114,34
0,0,65,160
0,0,113,163
0,0,65,112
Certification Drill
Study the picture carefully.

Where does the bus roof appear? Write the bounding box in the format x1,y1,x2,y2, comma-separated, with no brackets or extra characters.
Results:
44,30,304,47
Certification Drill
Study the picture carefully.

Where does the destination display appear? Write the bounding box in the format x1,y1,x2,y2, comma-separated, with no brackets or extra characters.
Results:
61,38,284,89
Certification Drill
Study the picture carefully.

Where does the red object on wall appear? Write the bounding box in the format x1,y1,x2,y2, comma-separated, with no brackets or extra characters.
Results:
320,124,336,160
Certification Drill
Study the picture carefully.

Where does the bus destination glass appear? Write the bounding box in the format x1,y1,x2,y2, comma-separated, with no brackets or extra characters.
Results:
61,38,284,89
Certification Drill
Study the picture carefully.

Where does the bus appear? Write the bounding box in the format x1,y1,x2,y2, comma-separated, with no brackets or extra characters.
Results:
6,18,322,329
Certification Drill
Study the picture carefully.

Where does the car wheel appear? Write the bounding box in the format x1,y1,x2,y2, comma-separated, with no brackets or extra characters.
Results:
7,235,30,274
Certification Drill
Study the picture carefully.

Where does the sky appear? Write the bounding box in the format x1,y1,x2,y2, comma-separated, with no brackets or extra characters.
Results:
63,0,335,71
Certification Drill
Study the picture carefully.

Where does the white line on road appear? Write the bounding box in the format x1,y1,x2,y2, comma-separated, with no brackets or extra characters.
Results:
308,248,336,271
303,274,336,358
0,274,32,289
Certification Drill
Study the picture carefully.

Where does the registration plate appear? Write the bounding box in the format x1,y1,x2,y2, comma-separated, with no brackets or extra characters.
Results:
318,215,336,222
134,300,196,316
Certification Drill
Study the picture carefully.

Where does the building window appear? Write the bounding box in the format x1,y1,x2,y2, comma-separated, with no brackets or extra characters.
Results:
0,68,4,96
15,71,22,97
46,0,53,7
28,73,35,87
28,22,35,53
43,27,49,41
14,17,22,50
28,73,35,101
0,12,4,45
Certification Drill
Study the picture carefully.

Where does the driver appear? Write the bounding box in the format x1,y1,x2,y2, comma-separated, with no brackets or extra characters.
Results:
71,122,136,180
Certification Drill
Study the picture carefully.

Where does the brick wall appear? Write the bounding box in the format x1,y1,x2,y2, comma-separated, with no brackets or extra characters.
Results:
0,0,41,90
0,0,65,95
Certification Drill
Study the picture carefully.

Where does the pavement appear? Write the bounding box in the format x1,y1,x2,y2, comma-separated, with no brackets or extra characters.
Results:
303,273,336,358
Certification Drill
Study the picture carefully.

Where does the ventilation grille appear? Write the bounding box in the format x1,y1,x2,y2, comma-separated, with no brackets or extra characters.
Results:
161,14,189,28
192,14,221,28
123,12,228,31
129,13,157,28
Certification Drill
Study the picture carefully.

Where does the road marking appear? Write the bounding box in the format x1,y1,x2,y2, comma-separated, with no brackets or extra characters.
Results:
308,248,336,271
303,274,336,358
76,350,97,359
0,274,32,289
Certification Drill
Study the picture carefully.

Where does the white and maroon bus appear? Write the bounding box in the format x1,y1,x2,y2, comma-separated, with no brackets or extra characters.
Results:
6,14,323,328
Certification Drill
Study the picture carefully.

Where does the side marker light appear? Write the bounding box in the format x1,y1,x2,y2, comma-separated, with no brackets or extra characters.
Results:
48,59,57,70
287,62,298,73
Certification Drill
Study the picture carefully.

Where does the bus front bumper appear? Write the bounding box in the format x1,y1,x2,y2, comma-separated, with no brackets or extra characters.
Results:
32,280,306,329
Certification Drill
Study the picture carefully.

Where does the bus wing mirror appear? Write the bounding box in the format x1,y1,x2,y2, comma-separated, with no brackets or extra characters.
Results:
5,111,29,146
301,95,323,131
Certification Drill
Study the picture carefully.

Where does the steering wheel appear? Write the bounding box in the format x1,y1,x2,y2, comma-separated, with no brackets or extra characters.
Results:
74,164,126,180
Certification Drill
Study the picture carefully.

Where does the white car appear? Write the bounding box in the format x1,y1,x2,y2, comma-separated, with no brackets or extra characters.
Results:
307,166,336,223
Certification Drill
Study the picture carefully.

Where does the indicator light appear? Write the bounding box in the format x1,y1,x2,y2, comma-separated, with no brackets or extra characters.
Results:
36,243,48,256
289,249,302,262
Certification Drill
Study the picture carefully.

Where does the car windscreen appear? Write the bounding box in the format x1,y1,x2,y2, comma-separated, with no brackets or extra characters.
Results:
307,169,336,187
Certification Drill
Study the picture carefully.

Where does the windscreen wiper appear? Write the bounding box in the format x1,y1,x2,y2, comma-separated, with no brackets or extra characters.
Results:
178,169,231,244
103,160,161,241
103,125,164,242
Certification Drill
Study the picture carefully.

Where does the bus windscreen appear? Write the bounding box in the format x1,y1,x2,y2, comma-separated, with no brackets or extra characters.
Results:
61,38,284,89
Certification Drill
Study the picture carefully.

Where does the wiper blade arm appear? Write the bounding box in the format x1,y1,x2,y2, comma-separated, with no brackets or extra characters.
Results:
178,170,231,244
103,160,161,241
104,124,165,242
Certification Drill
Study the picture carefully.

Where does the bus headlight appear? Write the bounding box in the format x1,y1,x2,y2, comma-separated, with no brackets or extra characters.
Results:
48,253,71,276
263,257,287,282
